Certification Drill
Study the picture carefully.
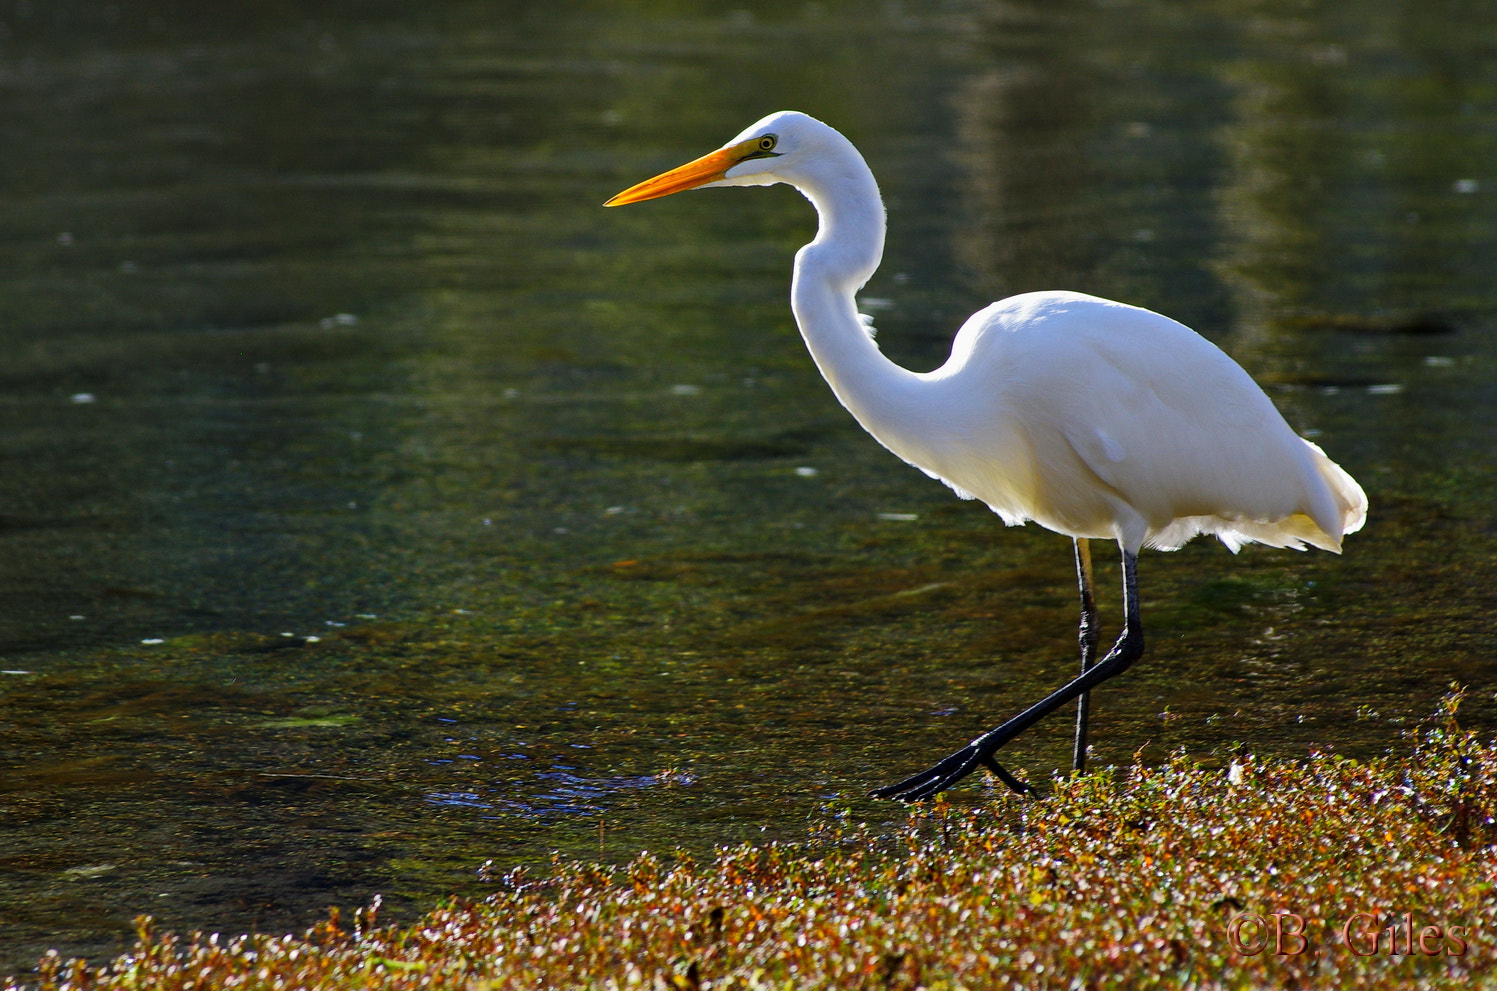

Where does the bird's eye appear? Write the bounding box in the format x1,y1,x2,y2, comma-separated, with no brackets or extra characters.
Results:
738,133,780,162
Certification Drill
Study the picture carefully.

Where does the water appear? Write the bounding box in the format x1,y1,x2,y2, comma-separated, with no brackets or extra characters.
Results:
2,0,1494,975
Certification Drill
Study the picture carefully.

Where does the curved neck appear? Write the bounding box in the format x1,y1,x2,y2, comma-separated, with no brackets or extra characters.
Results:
790,154,925,443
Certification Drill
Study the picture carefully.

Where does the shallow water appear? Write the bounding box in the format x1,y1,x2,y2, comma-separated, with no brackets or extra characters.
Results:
1,0,1494,975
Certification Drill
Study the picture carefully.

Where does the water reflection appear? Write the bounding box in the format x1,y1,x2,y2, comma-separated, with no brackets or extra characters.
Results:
1,0,1493,978
1214,5,1489,333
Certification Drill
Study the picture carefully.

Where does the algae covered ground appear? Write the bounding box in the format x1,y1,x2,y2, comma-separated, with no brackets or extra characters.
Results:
10,691,1492,990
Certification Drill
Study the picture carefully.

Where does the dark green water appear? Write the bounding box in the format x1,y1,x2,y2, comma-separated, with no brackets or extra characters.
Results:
1,0,1493,975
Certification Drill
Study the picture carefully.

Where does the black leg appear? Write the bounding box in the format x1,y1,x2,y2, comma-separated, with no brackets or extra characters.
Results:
981,758,1030,796
1072,538,1100,773
872,547,1144,802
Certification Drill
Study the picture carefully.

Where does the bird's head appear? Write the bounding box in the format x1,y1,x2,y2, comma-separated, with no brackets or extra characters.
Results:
604,111,831,206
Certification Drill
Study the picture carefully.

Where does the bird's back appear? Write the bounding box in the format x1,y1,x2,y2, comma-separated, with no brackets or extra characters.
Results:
906,291,1367,554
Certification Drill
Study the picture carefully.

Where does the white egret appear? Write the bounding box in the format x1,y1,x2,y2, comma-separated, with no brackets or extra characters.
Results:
606,111,1367,801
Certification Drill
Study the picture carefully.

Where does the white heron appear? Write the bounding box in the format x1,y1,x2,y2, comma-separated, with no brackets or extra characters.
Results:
605,111,1367,801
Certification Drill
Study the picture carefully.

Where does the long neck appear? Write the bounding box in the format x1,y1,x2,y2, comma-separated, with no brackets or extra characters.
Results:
790,154,928,448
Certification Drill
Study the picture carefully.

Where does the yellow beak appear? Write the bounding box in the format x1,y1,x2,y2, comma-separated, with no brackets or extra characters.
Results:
604,145,744,207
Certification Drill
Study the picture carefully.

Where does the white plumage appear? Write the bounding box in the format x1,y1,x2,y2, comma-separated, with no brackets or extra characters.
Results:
607,111,1366,800
900,289,1366,555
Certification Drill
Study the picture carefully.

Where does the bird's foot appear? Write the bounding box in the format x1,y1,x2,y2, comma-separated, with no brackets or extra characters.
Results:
871,739,1028,802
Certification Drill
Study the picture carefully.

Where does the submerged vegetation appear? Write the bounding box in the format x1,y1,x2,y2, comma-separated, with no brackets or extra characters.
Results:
11,692,1493,990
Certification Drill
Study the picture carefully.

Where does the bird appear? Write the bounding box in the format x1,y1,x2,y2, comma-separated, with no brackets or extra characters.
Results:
605,111,1367,801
